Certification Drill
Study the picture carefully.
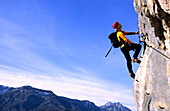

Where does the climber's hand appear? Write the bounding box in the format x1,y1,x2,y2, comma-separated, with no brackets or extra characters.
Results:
136,31,139,34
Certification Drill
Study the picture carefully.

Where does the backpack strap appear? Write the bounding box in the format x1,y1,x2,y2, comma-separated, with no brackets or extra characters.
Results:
117,31,126,48
105,46,112,57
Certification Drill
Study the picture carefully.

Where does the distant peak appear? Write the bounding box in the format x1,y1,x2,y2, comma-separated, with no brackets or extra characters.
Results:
105,101,113,106
0,85,11,95
0,85,9,88
105,101,122,106
19,85,33,90
100,102,131,111
115,102,121,104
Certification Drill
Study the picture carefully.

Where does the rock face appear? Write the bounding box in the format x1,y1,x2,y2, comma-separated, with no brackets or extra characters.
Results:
133,0,170,111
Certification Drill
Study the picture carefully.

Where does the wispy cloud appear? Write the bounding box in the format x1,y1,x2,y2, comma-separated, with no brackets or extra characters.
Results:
0,4,136,110
0,67,135,110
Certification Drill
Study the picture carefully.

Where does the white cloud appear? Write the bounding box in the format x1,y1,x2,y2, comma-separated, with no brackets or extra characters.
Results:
0,13,136,111
0,65,136,110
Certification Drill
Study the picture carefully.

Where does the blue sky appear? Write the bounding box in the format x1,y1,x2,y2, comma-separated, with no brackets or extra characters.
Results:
0,0,141,110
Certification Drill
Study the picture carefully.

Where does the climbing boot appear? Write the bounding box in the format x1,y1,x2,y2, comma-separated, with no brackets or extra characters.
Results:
130,72,135,79
132,57,141,64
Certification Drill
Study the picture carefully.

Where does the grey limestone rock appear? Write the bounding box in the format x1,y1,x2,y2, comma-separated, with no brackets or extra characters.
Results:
133,0,170,111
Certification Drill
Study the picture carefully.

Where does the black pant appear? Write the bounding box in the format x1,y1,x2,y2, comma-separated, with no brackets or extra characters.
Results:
121,43,141,73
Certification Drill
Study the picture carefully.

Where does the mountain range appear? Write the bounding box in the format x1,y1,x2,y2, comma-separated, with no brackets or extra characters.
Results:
0,85,131,111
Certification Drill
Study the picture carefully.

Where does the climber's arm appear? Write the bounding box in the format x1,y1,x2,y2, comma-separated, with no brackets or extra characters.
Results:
123,31,139,35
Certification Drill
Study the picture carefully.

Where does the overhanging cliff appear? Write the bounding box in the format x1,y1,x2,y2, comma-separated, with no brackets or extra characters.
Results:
133,0,170,111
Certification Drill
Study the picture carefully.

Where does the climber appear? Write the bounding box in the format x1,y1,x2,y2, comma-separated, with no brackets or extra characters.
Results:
112,22,142,79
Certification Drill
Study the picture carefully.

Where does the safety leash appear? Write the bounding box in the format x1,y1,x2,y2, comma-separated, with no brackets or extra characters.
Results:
145,42,170,59
140,34,170,60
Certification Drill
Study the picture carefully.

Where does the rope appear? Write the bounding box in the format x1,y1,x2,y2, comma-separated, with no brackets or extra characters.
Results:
137,22,141,44
145,43,170,59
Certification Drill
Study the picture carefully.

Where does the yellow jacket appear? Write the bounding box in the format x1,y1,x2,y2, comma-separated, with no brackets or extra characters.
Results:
117,31,134,48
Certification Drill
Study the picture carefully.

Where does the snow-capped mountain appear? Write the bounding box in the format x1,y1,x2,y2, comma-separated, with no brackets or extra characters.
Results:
101,102,131,111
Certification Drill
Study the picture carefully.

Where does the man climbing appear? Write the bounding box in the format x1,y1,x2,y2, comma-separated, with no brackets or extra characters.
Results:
112,22,142,79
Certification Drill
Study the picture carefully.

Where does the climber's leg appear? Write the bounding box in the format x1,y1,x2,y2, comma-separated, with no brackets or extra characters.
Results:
121,47,135,79
129,43,142,64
